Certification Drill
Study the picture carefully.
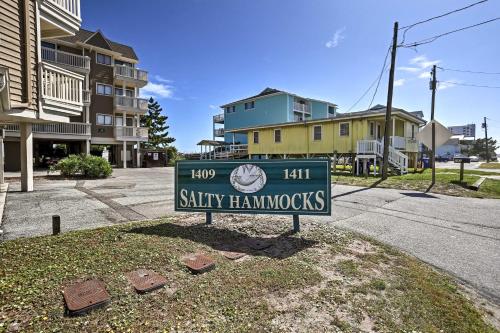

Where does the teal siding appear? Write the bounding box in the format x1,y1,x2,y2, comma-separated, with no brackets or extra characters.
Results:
311,101,328,119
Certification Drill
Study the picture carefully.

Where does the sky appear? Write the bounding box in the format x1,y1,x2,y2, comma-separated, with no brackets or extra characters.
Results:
81,0,500,153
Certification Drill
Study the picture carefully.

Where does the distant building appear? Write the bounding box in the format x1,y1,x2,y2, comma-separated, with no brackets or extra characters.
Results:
448,124,475,138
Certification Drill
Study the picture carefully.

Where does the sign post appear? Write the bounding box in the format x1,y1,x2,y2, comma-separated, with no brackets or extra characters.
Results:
454,157,470,183
175,159,331,233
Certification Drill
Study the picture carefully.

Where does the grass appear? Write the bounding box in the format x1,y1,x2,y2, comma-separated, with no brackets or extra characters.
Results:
333,168,500,199
0,215,497,332
480,162,500,169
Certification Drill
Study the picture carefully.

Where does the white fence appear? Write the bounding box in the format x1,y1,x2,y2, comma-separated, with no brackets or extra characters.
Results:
114,96,148,111
41,47,90,70
5,122,90,136
41,63,84,106
114,126,149,141
47,0,80,18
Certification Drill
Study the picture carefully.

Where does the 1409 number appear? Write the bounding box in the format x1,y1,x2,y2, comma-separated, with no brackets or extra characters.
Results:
191,169,216,179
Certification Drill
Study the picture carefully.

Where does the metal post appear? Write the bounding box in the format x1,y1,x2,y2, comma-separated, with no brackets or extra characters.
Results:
293,215,300,233
52,215,61,235
206,212,212,225
430,65,437,185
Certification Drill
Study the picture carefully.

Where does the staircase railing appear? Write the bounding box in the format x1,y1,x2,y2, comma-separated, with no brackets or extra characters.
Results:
357,139,408,174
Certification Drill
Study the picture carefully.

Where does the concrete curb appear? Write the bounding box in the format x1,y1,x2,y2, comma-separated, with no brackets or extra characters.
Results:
0,183,8,237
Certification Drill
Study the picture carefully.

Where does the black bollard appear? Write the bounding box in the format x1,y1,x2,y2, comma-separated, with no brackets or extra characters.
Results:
52,215,61,235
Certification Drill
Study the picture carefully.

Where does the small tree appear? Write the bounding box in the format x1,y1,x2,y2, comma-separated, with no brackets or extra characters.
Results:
141,97,175,149
469,138,498,160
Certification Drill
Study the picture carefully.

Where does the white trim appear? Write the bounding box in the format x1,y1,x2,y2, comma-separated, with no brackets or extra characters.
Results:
96,82,113,96
96,113,113,126
96,52,113,66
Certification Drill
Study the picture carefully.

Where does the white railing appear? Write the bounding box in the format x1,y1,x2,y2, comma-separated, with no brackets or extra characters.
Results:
41,47,90,70
4,122,90,136
114,96,148,111
213,114,224,123
214,128,224,137
390,136,406,150
114,65,148,82
47,0,80,18
357,139,408,174
293,102,311,114
388,148,408,173
41,62,84,107
83,90,91,105
114,126,149,140
405,138,419,152
213,144,248,159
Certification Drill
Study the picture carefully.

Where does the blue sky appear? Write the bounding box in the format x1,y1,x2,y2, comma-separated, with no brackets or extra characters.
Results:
81,0,500,153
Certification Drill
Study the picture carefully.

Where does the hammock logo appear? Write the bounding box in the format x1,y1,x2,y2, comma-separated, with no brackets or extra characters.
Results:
230,164,267,194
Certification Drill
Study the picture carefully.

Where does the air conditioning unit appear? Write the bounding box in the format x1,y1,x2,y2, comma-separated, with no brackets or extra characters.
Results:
0,67,10,112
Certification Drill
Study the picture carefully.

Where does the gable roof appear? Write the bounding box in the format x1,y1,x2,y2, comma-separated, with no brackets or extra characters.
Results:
57,28,138,60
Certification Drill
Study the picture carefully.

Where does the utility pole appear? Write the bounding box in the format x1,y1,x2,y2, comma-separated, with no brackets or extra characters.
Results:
483,117,490,163
430,65,437,186
382,21,398,180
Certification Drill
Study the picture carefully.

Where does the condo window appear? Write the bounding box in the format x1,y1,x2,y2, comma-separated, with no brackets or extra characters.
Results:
97,114,113,126
313,125,322,141
340,123,349,136
274,129,281,143
225,106,236,113
96,53,112,65
245,101,255,110
253,131,259,144
115,87,134,97
96,83,113,96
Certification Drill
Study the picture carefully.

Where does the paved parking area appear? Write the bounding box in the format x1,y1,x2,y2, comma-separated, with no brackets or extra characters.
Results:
1,167,499,305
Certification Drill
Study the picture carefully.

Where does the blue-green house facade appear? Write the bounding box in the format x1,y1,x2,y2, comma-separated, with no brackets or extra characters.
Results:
214,88,337,144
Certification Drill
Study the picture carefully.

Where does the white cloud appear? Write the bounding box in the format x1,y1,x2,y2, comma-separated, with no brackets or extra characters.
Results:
409,55,427,65
209,104,218,110
409,55,440,69
325,27,346,48
437,80,460,90
418,72,431,79
397,66,420,73
154,75,173,83
140,82,174,99
394,79,406,87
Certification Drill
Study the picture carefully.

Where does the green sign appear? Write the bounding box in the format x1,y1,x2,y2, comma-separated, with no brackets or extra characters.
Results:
175,159,331,215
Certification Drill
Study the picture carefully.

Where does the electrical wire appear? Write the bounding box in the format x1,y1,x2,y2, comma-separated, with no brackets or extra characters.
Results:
438,81,500,89
437,66,500,75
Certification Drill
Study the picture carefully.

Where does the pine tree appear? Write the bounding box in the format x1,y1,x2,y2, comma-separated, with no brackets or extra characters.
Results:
141,97,175,149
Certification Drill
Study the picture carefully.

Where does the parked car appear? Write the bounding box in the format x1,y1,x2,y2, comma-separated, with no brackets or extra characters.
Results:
469,156,480,162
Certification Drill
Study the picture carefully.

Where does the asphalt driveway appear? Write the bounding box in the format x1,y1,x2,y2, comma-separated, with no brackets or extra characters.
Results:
1,167,499,305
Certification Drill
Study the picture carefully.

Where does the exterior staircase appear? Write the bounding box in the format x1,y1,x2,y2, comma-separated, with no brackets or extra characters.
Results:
356,140,408,174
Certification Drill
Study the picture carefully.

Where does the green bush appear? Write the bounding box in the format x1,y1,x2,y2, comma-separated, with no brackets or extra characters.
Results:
51,154,112,178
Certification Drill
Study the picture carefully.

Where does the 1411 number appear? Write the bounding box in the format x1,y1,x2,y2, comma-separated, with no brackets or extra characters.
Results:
283,168,310,180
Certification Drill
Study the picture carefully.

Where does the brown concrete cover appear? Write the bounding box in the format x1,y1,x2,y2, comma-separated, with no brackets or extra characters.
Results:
183,254,215,274
125,269,167,293
63,279,110,315
220,250,246,260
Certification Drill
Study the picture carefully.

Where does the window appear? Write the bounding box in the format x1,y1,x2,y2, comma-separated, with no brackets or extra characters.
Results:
313,125,322,141
340,123,349,136
253,131,259,144
274,129,281,143
96,83,113,96
115,87,134,97
369,122,375,137
225,106,236,113
96,114,113,126
96,53,112,65
114,60,133,67
411,124,416,139
245,101,255,110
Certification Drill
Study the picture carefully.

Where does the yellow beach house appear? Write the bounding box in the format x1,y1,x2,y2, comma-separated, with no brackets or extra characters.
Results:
227,105,426,174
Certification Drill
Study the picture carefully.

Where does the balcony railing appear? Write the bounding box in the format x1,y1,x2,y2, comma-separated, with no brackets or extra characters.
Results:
40,62,85,114
293,102,311,114
114,65,148,82
114,96,148,112
213,113,224,123
390,136,406,150
405,138,419,152
41,47,90,70
4,122,90,136
114,126,149,141
214,128,225,137
47,0,81,18
83,90,91,105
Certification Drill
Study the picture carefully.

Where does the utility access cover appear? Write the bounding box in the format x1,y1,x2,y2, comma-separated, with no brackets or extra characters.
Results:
63,279,110,316
183,254,215,274
125,269,167,294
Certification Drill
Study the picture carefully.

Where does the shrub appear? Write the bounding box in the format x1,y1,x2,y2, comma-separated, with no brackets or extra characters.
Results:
51,154,112,178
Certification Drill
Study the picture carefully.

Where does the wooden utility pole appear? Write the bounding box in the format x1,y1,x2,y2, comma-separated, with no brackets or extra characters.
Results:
382,21,398,180
484,117,490,163
430,65,437,185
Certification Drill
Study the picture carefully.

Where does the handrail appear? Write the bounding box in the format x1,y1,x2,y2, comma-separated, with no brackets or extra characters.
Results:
114,96,148,111
114,126,149,139
114,65,148,81
47,0,81,19
40,62,84,106
293,102,311,113
213,114,224,122
214,128,225,136
41,47,90,70
4,122,90,135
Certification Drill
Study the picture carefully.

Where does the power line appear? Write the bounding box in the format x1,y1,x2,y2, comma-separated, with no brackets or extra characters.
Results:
438,80,500,89
367,47,391,110
400,17,500,48
399,0,488,44
437,66,500,75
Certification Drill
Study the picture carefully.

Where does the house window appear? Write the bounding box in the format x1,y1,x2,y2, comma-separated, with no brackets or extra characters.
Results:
96,53,112,65
96,83,113,96
411,124,416,139
96,114,113,126
340,123,349,136
369,122,375,137
253,131,259,144
274,129,281,143
225,106,236,113
313,125,322,141
245,101,255,110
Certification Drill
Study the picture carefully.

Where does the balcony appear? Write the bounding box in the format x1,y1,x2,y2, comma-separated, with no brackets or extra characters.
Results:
114,65,148,88
114,126,149,142
114,96,148,114
213,113,224,124
293,102,311,114
389,136,420,152
41,47,90,73
214,128,224,137
83,90,91,106
39,0,82,38
405,138,419,152
4,122,90,139
40,62,85,117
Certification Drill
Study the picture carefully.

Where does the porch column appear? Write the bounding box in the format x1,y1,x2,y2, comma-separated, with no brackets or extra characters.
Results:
356,158,359,176
123,141,127,168
85,140,90,155
136,141,141,168
374,158,377,176
20,123,33,192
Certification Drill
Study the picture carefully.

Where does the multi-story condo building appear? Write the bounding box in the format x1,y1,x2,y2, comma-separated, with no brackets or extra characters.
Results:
1,0,84,191
212,88,338,144
448,124,475,138
1,1,149,191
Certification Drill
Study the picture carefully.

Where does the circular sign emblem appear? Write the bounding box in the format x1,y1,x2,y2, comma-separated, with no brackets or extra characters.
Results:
230,164,267,193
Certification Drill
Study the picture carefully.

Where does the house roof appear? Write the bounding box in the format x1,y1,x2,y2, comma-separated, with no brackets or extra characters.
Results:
220,87,338,108
56,28,138,60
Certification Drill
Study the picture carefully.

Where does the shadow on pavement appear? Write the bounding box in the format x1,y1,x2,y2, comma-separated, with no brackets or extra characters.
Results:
332,178,384,199
401,192,438,199
126,222,318,259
